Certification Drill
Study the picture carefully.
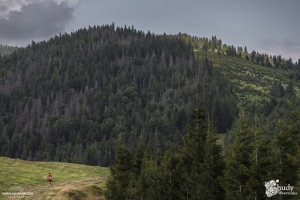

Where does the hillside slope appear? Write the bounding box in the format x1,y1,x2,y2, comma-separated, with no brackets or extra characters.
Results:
0,24,299,167
0,157,108,200
0,24,237,166
195,51,300,118
196,50,300,109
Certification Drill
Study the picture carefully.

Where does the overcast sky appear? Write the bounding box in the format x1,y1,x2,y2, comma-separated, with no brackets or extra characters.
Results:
1,0,299,61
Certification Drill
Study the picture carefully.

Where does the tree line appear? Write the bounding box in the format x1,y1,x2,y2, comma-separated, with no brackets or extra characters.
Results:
191,35,300,72
106,103,300,200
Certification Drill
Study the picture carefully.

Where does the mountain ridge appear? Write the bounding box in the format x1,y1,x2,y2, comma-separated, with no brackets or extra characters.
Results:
0,24,298,166
0,24,237,166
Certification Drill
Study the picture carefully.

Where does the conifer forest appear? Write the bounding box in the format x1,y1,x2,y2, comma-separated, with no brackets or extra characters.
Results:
0,24,299,199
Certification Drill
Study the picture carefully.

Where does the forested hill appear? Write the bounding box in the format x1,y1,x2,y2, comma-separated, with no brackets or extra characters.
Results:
0,24,237,166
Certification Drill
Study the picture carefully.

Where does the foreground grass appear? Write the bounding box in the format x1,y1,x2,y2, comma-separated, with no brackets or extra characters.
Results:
0,157,109,200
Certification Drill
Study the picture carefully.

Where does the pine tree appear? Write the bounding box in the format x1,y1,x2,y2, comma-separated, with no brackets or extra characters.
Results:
285,103,300,196
134,152,152,199
133,140,152,199
270,101,300,199
138,153,164,199
201,119,225,199
244,46,248,54
181,106,224,199
223,113,253,200
246,123,273,199
181,106,207,198
161,150,184,200
105,145,135,200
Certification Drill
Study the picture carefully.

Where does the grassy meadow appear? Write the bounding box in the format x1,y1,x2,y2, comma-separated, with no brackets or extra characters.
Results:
0,157,109,200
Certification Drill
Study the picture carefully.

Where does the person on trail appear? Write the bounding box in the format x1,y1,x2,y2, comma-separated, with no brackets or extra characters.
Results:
47,173,52,186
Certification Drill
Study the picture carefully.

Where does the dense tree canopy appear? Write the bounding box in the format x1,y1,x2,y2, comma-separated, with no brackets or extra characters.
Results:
0,24,237,165
1,23,300,199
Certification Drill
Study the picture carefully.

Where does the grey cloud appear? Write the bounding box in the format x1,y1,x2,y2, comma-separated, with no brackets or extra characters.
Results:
0,1,74,45
259,38,300,61
260,38,280,49
0,4,9,16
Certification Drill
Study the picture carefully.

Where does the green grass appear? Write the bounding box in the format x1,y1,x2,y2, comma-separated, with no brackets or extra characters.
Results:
194,50,300,109
0,157,109,200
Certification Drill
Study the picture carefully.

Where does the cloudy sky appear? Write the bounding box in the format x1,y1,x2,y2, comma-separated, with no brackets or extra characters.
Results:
1,0,299,61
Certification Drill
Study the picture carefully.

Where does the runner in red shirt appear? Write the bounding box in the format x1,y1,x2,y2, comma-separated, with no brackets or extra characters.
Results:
47,173,52,186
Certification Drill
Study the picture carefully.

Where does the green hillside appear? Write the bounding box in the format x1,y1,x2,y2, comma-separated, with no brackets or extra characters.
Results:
196,50,300,108
0,157,108,200
0,24,298,163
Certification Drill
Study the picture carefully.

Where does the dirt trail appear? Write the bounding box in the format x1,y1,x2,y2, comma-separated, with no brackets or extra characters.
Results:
3,177,106,200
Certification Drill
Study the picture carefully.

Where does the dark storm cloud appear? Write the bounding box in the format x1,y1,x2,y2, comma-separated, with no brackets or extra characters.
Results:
0,1,74,43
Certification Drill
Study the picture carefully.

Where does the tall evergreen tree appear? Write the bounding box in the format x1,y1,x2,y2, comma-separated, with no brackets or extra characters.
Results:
270,101,300,199
132,140,153,199
223,112,253,200
181,105,224,199
244,46,248,54
285,103,300,197
181,106,207,198
246,123,273,199
200,118,225,199
161,151,185,200
105,145,135,200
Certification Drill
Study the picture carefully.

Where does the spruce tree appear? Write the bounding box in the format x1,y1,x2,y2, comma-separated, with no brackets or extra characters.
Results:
181,106,224,199
246,124,273,199
140,154,164,200
133,141,152,199
181,106,207,198
201,119,225,199
270,101,300,199
105,145,135,200
161,150,184,200
223,113,253,200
